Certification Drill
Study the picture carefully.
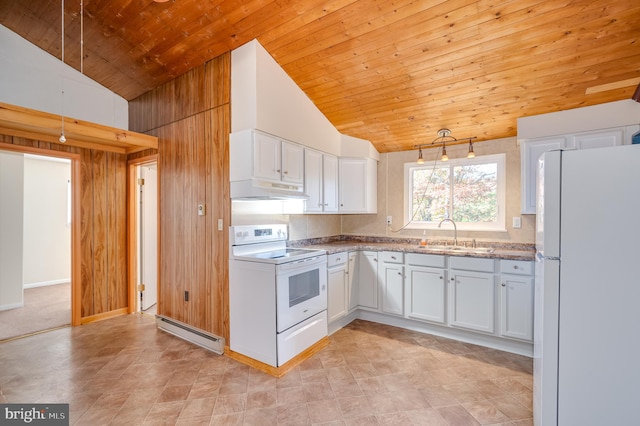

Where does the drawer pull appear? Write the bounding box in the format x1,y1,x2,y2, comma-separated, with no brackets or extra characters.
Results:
513,265,519,270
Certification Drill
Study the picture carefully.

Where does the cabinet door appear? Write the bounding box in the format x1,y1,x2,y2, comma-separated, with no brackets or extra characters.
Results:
328,265,347,323
304,150,323,212
281,141,304,184
380,263,404,316
253,132,282,181
347,252,358,311
339,158,367,212
499,275,534,341
323,154,339,212
569,128,623,150
448,271,495,333
521,137,565,214
405,266,446,324
356,251,378,309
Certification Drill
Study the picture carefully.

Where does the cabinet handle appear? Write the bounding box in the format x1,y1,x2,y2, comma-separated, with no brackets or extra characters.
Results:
513,265,519,270
340,204,344,207
450,278,455,281
276,169,281,173
324,203,328,206
391,256,397,260
318,203,323,207
397,272,402,276
502,283,507,287
336,258,341,262
283,171,288,174
439,276,443,279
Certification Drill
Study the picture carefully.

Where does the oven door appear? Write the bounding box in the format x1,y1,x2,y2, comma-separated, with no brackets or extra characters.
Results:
276,255,327,333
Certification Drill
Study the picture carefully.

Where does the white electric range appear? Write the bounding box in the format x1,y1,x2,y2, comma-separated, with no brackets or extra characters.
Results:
229,224,328,367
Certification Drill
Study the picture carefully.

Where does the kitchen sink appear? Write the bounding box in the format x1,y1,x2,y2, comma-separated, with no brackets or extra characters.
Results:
419,245,494,254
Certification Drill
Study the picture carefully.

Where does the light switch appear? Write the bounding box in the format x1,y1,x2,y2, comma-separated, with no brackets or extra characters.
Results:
198,204,205,216
512,216,521,229
218,218,223,231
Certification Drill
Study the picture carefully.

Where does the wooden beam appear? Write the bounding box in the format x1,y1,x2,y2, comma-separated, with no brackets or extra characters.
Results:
585,77,640,95
0,102,157,154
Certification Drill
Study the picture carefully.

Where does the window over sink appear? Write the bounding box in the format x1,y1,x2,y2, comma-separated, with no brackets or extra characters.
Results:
404,153,505,231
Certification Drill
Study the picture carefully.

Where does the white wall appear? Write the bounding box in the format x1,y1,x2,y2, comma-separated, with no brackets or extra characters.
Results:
0,152,24,310
517,100,640,140
0,24,128,129
22,155,71,287
231,39,342,155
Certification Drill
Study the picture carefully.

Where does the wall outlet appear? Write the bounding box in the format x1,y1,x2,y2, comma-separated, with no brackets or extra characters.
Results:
198,204,205,216
512,216,522,229
386,216,392,225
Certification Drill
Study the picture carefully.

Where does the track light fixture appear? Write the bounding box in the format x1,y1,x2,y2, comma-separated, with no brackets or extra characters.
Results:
414,128,477,163
467,140,475,158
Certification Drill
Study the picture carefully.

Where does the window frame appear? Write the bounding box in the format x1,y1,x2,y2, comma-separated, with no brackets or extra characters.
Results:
404,153,506,231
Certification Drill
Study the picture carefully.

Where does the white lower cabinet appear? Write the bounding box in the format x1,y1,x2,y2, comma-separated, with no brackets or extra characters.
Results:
379,251,404,316
499,260,534,342
448,257,496,334
405,253,447,324
327,253,348,323
356,251,378,310
332,250,534,353
347,252,357,312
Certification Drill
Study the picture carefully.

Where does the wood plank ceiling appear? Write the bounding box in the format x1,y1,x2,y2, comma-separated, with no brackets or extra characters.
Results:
1,0,638,153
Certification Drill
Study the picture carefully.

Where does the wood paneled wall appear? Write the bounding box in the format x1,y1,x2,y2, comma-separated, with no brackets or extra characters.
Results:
0,135,128,321
128,53,231,340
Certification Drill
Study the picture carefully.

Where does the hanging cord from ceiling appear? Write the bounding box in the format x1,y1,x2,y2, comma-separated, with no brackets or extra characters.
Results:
80,0,83,74
387,144,442,233
59,0,66,143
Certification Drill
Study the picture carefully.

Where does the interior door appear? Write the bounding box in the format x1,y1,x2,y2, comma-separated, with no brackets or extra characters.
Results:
140,164,158,311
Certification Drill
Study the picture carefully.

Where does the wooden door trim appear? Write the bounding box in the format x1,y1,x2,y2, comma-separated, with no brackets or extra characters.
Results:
127,154,159,316
0,142,81,326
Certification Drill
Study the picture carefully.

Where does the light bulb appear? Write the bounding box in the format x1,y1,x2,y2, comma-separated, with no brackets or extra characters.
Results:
467,142,475,158
59,133,66,143
417,148,424,164
441,146,448,161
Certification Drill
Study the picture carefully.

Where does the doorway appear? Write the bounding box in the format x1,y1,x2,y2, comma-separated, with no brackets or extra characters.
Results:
128,156,159,317
0,145,80,340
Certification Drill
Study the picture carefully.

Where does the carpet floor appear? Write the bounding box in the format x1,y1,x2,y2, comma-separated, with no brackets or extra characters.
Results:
0,282,70,341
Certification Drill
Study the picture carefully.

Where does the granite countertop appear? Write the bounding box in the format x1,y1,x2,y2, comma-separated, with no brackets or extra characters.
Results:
291,237,536,261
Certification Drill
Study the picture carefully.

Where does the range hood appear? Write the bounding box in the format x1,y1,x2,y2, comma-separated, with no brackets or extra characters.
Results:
230,179,308,200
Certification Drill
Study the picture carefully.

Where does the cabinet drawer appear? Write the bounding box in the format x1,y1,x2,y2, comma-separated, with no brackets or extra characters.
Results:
405,252,446,268
380,251,403,263
327,252,348,268
450,256,495,273
500,260,533,275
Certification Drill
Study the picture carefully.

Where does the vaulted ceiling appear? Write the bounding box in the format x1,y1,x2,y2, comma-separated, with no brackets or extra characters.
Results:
1,0,639,153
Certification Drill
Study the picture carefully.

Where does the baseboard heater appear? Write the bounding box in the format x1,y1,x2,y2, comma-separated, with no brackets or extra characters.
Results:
156,315,225,355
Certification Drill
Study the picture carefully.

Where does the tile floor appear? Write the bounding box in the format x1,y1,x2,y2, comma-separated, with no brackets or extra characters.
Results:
0,314,533,425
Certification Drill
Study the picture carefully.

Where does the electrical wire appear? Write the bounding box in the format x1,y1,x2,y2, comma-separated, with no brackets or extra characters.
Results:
387,145,442,233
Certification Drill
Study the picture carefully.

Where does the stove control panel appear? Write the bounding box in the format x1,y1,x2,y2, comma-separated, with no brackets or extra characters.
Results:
230,224,288,245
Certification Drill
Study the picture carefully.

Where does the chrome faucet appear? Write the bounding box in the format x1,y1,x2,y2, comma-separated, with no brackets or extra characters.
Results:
438,218,457,246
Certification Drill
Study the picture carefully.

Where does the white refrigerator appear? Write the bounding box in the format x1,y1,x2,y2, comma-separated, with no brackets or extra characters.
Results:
534,145,640,425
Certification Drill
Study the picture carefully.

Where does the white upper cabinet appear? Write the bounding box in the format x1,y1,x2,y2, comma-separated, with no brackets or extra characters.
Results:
520,136,566,214
520,125,638,214
304,149,338,213
280,140,304,184
253,131,304,185
253,131,282,181
338,157,377,213
568,128,624,150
